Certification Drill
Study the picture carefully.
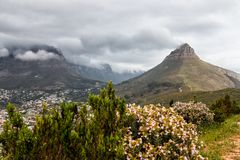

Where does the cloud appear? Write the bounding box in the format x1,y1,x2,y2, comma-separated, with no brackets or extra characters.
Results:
79,29,178,54
15,50,59,61
54,37,83,55
0,0,240,72
166,16,225,35
0,48,9,57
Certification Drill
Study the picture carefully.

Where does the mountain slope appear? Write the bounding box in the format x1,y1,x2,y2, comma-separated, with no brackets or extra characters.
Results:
117,43,240,98
0,45,101,90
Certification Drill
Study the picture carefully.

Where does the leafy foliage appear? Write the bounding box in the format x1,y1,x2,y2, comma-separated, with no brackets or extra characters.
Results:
173,101,214,126
210,95,240,123
0,82,126,159
0,103,34,159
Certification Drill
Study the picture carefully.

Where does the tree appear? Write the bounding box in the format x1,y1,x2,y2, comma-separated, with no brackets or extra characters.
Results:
87,81,126,159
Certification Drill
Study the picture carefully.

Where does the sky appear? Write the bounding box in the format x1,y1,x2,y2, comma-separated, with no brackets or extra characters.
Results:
0,0,240,73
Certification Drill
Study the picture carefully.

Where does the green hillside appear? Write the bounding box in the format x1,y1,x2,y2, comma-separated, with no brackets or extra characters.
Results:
130,88,240,106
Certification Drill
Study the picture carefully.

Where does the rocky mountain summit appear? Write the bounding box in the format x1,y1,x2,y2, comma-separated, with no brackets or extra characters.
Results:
165,43,200,60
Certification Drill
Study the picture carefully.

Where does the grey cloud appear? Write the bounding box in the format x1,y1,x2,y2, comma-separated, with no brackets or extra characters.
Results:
61,30,178,72
0,33,48,47
166,17,225,35
54,38,83,55
79,29,178,54
0,0,240,72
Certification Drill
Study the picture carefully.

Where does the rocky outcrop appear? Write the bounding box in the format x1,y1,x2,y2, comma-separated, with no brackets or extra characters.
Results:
165,43,200,60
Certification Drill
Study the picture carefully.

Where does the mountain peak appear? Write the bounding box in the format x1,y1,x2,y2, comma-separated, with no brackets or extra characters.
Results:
178,43,194,52
117,43,240,101
165,43,199,60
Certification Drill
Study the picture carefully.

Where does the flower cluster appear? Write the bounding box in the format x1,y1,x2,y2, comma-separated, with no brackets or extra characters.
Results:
123,104,204,159
173,101,214,125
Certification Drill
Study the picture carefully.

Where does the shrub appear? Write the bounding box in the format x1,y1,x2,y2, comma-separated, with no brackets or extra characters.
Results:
210,95,240,123
123,104,204,159
0,82,126,159
0,103,34,159
173,101,214,126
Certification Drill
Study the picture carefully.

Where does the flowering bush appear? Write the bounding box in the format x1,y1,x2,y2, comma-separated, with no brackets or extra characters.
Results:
123,104,204,159
173,101,214,125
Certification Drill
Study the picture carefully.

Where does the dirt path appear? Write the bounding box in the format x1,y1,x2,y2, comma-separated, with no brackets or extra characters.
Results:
222,135,240,160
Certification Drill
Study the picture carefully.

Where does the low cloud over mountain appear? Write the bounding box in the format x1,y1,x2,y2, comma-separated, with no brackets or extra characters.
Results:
15,50,60,61
0,44,141,85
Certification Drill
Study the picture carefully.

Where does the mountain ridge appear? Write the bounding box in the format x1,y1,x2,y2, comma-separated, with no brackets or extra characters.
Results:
0,44,142,89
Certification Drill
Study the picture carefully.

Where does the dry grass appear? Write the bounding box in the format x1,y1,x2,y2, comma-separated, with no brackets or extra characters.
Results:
200,115,240,160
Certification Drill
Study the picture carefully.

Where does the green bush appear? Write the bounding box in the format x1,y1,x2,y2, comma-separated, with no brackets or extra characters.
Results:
0,82,126,159
210,95,240,123
0,103,34,159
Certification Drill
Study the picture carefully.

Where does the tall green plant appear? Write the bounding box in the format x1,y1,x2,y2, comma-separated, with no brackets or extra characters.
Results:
0,82,126,159
211,95,240,123
0,103,34,159
87,81,126,159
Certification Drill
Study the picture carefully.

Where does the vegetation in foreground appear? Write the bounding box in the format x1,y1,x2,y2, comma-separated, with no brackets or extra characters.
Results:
0,82,204,159
1,82,240,159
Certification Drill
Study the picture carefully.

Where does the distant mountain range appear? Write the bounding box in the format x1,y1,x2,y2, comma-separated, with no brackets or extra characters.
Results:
1,43,240,96
0,44,141,90
117,43,240,101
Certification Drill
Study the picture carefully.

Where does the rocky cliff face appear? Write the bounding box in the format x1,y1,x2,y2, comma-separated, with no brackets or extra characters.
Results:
165,43,200,60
